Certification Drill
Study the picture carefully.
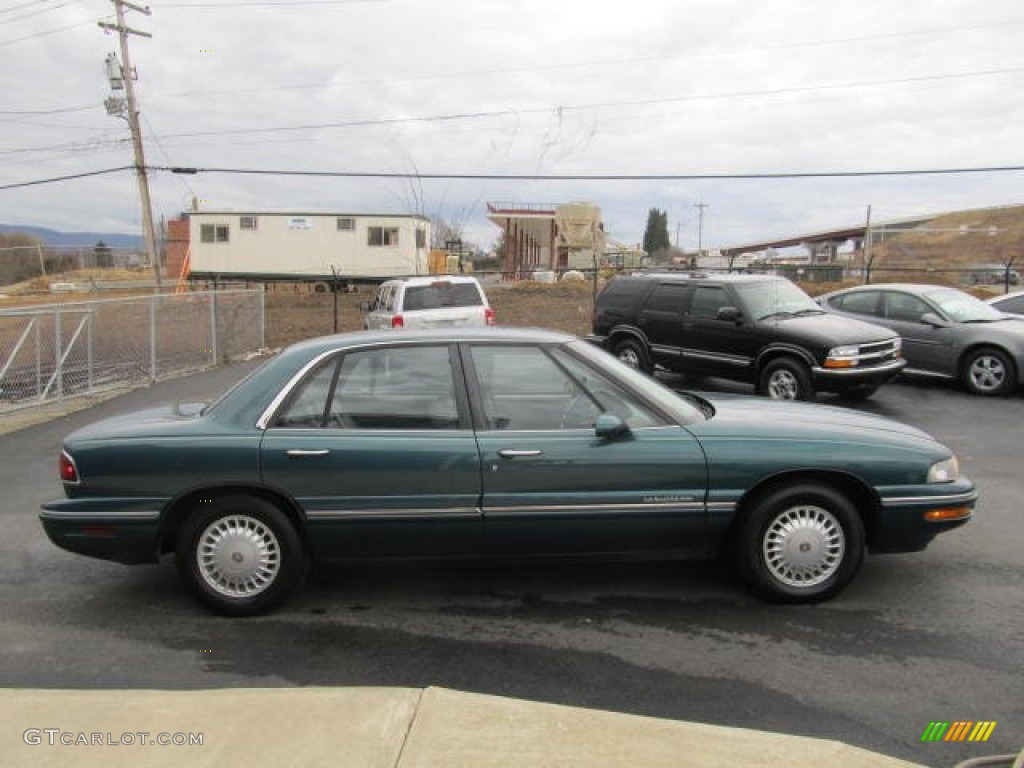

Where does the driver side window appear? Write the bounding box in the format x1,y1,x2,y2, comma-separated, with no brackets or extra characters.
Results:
469,345,663,431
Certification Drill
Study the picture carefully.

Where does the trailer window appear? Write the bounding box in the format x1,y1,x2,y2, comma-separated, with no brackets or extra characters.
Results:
239,216,258,230
200,224,230,244
337,217,356,231
368,227,399,247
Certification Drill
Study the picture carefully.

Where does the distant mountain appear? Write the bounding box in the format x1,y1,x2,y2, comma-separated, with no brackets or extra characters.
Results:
0,224,143,249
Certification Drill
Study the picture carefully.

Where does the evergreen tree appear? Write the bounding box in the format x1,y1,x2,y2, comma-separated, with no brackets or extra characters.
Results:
642,208,671,256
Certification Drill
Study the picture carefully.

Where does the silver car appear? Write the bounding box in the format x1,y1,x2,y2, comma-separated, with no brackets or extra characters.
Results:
362,275,495,330
818,283,1024,396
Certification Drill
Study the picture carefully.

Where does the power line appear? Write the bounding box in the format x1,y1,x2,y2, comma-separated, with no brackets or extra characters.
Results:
160,0,387,6
0,165,133,189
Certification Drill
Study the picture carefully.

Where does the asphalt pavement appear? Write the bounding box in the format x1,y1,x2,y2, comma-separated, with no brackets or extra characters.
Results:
0,362,1020,768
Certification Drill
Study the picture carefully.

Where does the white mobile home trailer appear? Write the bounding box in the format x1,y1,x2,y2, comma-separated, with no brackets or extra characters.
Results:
186,211,430,283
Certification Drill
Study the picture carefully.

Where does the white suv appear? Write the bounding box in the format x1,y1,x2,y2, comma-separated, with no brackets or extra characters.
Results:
362,275,495,330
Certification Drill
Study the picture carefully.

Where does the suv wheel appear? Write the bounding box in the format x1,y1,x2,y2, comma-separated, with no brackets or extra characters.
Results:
613,339,653,374
758,358,813,401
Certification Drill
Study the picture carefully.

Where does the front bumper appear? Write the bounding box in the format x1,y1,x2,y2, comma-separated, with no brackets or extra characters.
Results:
811,357,907,392
870,478,977,553
40,497,165,565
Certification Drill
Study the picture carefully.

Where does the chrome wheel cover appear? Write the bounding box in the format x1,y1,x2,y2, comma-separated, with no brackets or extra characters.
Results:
197,514,281,598
763,504,845,588
766,369,799,400
968,354,1006,393
617,347,640,369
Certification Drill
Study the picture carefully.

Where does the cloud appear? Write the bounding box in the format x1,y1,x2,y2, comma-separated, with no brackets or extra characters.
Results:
3,0,1023,251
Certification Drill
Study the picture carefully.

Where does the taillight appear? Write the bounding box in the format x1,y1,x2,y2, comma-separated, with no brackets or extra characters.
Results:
485,308,496,326
59,450,80,484
391,315,404,328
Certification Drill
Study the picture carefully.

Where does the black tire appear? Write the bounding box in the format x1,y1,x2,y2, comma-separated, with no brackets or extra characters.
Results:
735,483,865,603
962,347,1015,396
175,494,306,616
613,338,653,374
837,384,878,402
757,358,813,401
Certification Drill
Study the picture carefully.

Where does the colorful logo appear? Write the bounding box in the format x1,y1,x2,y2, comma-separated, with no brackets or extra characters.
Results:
921,721,997,743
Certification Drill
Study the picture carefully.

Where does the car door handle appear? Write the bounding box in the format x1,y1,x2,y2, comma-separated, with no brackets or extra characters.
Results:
497,449,543,458
286,449,330,458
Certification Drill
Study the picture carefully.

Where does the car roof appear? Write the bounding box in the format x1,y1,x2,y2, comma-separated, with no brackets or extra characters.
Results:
380,275,482,287
620,271,783,284
283,327,575,357
828,283,962,295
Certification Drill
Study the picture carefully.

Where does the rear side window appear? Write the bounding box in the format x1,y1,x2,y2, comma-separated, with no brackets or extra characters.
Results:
600,278,652,306
403,282,483,311
644,283,688,313
833,291,880,316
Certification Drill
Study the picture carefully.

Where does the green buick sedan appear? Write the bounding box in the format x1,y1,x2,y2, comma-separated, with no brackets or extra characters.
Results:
41,328,975,615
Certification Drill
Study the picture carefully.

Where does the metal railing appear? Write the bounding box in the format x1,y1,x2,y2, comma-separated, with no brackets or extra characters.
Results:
0,290,264,411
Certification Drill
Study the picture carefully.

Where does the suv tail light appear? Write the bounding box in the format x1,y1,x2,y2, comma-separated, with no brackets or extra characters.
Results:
391,315,404,328
59,450,80,484
485,308,496,326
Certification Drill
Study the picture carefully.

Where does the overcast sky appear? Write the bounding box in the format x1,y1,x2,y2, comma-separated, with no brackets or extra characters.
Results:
3,0,1023,252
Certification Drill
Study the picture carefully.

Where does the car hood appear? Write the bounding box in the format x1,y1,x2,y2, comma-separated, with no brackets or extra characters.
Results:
688,392,935,443
765,312,898,345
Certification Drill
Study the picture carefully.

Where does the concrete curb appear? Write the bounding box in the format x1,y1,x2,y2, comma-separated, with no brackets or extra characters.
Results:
3,687,925,768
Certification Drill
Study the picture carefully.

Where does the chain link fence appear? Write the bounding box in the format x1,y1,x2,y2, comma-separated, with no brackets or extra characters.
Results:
0,290,264,412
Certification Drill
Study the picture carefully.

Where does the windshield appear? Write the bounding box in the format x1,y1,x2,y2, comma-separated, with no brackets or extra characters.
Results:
567,340,708,425
923,288,1005,323
732,280,821,320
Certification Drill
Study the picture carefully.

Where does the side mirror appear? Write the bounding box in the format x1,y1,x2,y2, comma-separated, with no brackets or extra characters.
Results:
594,413,631,440
717,306,741,323
920,312,949,328
358,300,372,313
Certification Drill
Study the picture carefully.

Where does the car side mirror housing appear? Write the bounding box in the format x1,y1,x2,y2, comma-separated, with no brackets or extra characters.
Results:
717,306,741,323
920,312,949,328
594,413,631,440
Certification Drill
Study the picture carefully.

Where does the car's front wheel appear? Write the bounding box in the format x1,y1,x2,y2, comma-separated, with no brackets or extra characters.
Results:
736,483,865,603
176,495,306,616
962,347,1015,396
757,358,813,401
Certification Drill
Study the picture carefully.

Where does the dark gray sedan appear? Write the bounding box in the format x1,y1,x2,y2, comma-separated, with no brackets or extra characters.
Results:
818,283,1024,396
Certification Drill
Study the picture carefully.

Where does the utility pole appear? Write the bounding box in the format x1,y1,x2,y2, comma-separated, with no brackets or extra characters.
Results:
100,1,162,290
694,202,708,262
863,204,873,285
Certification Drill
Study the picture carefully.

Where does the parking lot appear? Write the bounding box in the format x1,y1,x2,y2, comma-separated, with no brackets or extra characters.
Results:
0,361,1020,766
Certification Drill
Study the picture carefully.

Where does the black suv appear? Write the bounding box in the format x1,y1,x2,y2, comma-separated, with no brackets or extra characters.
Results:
588,272,905,400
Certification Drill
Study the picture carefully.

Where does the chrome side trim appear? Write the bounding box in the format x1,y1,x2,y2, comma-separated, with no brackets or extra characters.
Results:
305,506,482,520
881,491,978,507
486,501,706,515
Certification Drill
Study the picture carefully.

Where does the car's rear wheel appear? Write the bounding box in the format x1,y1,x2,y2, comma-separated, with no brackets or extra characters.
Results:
176,495,305,616
757,358,813,401
613,339,652,374
736,483,865,603
962,347,1015,396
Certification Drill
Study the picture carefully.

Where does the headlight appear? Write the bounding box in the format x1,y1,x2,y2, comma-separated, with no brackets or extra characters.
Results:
824,345,859,368
927,456,959,483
